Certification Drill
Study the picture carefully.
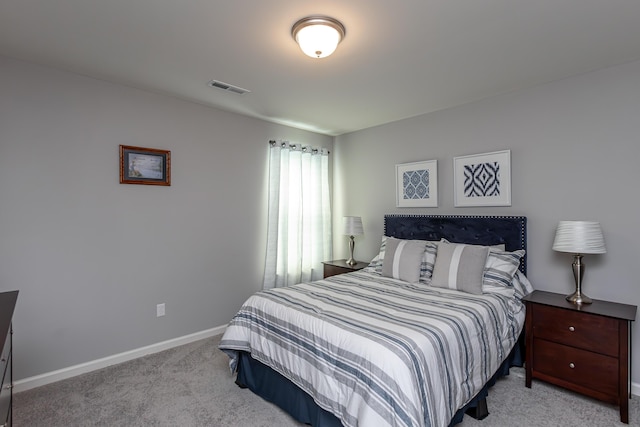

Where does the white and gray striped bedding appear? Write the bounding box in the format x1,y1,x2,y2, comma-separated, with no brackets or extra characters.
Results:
219,268,526,427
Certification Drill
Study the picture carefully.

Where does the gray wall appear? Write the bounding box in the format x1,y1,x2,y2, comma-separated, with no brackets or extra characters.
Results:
333,59,640,385
2,51,639,388
0,56,332,380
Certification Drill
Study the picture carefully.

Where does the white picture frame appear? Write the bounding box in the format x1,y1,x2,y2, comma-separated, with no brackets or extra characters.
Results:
396,160,438,207
454,150,511,207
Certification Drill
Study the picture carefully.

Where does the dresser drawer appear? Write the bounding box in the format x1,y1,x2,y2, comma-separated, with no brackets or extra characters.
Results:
533,338,618,396
532,304,618,356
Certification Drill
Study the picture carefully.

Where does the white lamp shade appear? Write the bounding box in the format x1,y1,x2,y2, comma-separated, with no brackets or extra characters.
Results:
343,216,363,236
552,221,606,254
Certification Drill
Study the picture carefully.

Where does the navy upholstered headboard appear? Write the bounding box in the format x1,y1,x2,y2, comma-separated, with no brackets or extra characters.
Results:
384,215,527,274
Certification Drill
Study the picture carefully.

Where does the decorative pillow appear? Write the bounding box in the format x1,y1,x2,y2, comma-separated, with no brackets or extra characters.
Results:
482,248,525,289
370,236,388,272
419,241,438,283
440,238,505,251
367,253,381,269
373,236,438,282
512,270,534,298
431,242,489,295
381,237,426,283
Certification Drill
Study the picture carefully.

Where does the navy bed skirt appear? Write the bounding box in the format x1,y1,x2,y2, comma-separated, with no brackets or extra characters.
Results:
235,334,524,427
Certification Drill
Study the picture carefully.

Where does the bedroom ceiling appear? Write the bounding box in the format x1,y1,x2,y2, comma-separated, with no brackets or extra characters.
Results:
2,1,640,136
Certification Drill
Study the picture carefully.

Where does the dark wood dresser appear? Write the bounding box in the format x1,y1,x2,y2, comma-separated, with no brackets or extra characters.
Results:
0,291,18,427
322,259,368,278
523,290,636,424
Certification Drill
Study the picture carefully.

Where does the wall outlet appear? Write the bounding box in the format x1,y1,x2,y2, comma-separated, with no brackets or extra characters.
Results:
156,303,165,317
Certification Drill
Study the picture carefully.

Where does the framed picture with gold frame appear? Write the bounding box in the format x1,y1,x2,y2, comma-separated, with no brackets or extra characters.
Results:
119,145,171,186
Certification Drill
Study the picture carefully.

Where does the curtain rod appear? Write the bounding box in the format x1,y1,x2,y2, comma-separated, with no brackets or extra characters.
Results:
268,140,329,155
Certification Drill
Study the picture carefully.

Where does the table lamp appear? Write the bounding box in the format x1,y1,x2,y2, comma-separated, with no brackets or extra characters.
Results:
552,221,606,304
343,216,363,266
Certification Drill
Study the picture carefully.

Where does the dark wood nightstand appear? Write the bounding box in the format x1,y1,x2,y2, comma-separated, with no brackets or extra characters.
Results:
322,259,368,278
522,290,637,424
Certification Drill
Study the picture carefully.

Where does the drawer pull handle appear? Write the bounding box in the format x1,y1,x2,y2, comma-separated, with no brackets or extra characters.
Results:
569,362,575,369
568,326,575,332
3,384,12,390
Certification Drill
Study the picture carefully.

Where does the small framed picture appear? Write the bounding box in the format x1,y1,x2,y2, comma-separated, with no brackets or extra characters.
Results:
454,150,510,207
119,145,171,186
396,160,438,207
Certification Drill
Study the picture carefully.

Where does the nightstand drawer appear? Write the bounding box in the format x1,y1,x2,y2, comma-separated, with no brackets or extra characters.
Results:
322,260,368,278
532,304,618,356
323,264,350,278
533,338,618,397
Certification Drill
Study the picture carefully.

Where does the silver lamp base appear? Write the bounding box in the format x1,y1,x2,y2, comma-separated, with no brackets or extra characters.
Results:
565,290,592,305
566,253,592,305
346,235,356,265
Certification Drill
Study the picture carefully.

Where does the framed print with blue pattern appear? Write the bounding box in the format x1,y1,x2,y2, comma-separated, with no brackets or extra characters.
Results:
454,150,511,207
396,160,438,207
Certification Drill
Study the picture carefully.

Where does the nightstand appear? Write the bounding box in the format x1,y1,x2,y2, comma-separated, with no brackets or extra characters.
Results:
523,290,637,424
322,259,368,278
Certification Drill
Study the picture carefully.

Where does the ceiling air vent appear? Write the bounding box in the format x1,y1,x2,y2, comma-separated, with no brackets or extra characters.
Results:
207,80,251,95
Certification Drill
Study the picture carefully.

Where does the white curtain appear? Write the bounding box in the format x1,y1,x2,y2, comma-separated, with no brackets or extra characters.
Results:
263,141,331,289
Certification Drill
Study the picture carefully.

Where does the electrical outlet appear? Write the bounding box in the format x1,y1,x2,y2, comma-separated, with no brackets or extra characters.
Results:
156,303,165,317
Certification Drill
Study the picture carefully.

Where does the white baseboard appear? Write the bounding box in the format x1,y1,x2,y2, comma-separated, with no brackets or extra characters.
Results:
13,325,640,399
13,324,227,393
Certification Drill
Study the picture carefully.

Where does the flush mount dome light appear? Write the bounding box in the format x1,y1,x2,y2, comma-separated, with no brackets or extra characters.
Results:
291,16,345,59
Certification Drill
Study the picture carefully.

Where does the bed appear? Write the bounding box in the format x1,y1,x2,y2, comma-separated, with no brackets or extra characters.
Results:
219,215,531,427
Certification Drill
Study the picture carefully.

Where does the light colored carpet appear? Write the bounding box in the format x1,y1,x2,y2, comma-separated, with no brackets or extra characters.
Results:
14,335,640,426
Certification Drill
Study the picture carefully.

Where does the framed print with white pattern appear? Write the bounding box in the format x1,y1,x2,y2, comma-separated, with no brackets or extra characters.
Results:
396,160,438,207
454,150,511,207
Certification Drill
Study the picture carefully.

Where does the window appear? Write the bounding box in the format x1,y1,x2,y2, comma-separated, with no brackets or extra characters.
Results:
263,141,331,289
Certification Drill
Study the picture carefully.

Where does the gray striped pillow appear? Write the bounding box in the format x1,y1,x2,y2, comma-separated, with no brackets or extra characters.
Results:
431,242,489,294
420,241,438,282
372,236,438,282
482,248,525,289
381,237,426,283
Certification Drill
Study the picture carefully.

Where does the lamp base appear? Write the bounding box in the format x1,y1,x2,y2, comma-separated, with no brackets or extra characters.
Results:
566,290,592,305
565,253,592,305
346,235,356,266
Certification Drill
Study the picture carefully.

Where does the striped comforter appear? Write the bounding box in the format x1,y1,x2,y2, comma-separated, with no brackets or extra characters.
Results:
219,269,525,427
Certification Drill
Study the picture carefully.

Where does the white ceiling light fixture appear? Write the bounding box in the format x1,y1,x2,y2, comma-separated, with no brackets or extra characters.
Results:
291,16,346,59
